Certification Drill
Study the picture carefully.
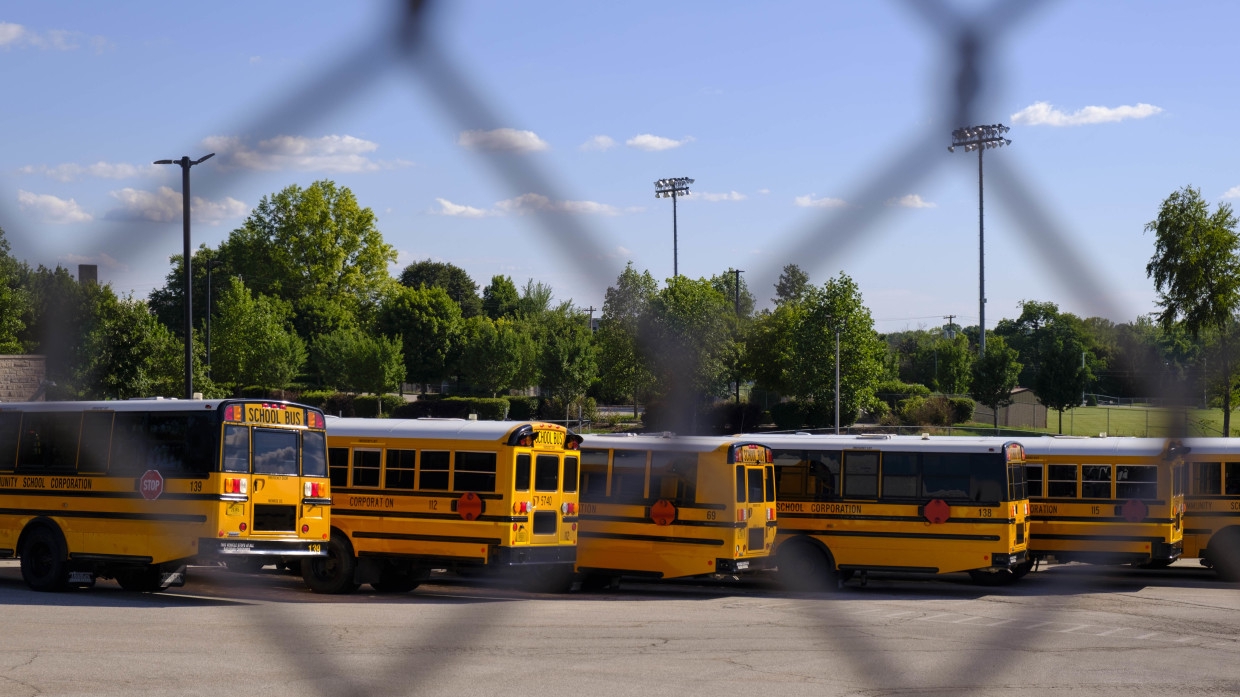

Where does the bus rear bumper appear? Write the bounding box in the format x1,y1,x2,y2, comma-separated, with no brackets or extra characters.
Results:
490,545,577,567
715,556,774,574
197,538,326,558
987,550,1028,569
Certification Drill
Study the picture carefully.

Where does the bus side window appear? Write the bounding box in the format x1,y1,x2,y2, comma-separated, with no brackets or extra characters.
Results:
1224,463,1240,496
328,447,349,486
77,412,114,475
352,449,381,487
922,453,970,500
1116,465,1157,499
1026,464,1044,498
0,412,19,472
1047,464,1079,498
385,449,415,489
651,451,696,504
881,452,919,499
18,412,81,472
771,450,807,497
969,454,1006,503
842,451,878,499
611,449,647,504
109,412,148,477
806,451,839,500
1081,465,1112,499
223,426,250,473
579,449,607,502
419,451,450,490
1195,462,1223,495
455,452,497,493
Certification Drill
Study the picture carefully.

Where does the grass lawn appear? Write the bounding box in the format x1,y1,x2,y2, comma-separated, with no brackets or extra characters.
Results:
969,405,1230,438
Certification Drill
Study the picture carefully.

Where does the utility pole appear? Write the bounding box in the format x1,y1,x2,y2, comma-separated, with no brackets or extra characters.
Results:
942,314,956,338
654,177,693,278
584,305,597,332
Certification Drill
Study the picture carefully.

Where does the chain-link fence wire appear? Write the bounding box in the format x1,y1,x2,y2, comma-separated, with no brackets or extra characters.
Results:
3,0,1230,693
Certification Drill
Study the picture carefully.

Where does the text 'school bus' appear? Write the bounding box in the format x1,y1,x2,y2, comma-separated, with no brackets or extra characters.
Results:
751,434,1030,588
576,434,777,588
0,399,330,592
1021,437,1186,566
1176,438,1240,580
308,418,582,593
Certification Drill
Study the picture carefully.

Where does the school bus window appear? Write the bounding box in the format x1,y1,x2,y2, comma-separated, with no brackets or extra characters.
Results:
882,452,919,498
735,465,746,502
652,452,696,503
843,451,879,498
328,447,348,486
969,455,1006,502
776,462,806,496
108,412,147,476
253,429,299,476
1192,462,1222,495
1174,463,1186,497
77,411,114,474
921,453,969,499
747,468,764,502
302,431,327,477
612,449,646,503
1225,463,1240,495
419,451,450,490
563,455,579,494
765,465,776,501
455,452,497,492
534,454,559,492
385,449,415,489
352,449,381,487
1026,464,1044,497
1008,461,1027,500
579,449,607,502
788,450,839,500
515,453,532,491
18,412,80,472
1116,465,1157,499
1047,464,1078,497
0,412,19,471
1082,465,1112,499
147,413,214,475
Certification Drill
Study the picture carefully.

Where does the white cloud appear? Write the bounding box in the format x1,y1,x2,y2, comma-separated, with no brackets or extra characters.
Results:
19,161,161,182
0,22,107,51
626,134,694,152
757,188,771,195
0,23,25,46
249,55,262,64
1222,186,1240,200
17,190,92,223
1011,101,1163,127
794,194,846,208
105,186,247,225
434,198,492,218
60,252,125,271
886,194,936,209
204,134,409,172
697,191,747,202
457,128,549,153
578,135,616,152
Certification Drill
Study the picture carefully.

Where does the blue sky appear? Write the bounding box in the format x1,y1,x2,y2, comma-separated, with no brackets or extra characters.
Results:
2,1,1238,334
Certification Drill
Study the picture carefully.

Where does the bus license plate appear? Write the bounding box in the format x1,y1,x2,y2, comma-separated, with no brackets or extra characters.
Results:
226,503,244,516
736,561,749,570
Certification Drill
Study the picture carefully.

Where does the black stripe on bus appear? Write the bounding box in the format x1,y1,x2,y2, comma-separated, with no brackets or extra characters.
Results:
1029,516,1176,524
0,548,13,558
577,531,725,546
334,508,526,524
333,488,506,501
1183,511,1240,518
351,531,502,546
1032,534,1169,543
579,500,730,511
778,528,1001,542
70,552,155,564
1032,498,1167,506
0,488,221,502
837,564,940,574
1185,528,1214,535
580,514,745,529
777,512,1015,525
0,508,207,523
1183,495,1237,501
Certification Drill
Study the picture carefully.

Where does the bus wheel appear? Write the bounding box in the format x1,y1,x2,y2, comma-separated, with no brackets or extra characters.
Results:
371,566,429,593
968,568,1018,586
115,565,165,593
580,574,619,592
776,540,836,592
1209,527,1240,582
20,526,69,592
519,566,575,593
1011,560,1035,579
301,532,360,594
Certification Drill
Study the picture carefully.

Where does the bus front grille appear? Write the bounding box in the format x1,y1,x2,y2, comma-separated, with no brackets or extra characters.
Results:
254,505,296,532
748,527,765,553
532,511,557,536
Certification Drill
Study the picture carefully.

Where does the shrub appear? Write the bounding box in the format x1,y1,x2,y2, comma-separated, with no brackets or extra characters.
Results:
947,397,975,424
769,401,804,431
705,401,765,434
353,394,405,418
296,389,334,409
322,392,355,418
504,396,539,420
875,379,931,409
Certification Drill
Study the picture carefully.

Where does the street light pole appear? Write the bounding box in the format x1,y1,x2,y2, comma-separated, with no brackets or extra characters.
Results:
654,177,693,279
949,124,1010,356
155,153,215,399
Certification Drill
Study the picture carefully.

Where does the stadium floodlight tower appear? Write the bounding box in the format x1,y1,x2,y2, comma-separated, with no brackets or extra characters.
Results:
654,177,693,279
154,152,215,399
949,124,1010,356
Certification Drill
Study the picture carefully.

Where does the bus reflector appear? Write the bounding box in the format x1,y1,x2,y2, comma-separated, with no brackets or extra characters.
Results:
239,523,247,531
301,524,309,533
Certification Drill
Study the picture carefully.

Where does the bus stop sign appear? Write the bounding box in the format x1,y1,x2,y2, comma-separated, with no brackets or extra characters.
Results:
140,470,164,501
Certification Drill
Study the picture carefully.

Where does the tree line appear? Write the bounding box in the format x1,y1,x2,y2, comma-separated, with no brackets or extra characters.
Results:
0,180,1232,434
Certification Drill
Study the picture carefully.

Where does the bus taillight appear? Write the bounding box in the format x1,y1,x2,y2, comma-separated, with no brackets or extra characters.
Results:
225,477,247,494
514,500,529,514
561,502,577,515
306,411,324,429
737,508,749,522
767,507,775,521
304,481,323,497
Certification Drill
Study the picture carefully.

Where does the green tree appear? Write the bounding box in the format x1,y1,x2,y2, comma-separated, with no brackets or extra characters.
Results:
596,263,658,415
537,304,597,418
710,270,756,319
0,227,28,353
311,328,405,402
458,316,528,397
17,265,96,393
218,180,396,338
517,278,555,317
399,259,482,318
773,263,810,306
970,334,1022,428
377,284,462,390
1145,185,1240,434
994,300,1060,388
211,278,307,393
78,291,203,399
1035,319,1094,433
481,275,520,320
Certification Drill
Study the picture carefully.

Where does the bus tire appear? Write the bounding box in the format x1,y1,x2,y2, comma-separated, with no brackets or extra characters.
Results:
775,539,836,592
19,524,70,592
1208,527,1240,582
115,565,165,593
1010,560,1035,579
301,531,360,594
371,565,429,593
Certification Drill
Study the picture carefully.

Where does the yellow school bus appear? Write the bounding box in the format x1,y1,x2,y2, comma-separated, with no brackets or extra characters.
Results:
1021,437,1185,566
753,434,1030,588
576,434,776,588
1178,438,1240,580
307,417,582,593
0,399,330,592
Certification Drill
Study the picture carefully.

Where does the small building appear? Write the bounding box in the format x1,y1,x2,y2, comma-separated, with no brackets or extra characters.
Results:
0,355,48,402
973,387,1047,429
